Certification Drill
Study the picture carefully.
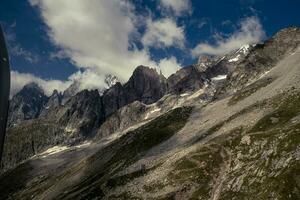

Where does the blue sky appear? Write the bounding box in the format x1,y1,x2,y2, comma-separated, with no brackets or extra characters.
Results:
1,0,300,95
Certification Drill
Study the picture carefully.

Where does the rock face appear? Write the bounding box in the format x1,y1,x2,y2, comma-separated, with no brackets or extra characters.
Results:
124,65,167,104
195,55,217,72
167,65,206,94
55,89,105,138
61,81,80,104
4,66,168,169
166,55,232,94
2,27,300,200
102,82,127,117
8,83,48,127
97,101,147,138
102,66,167,117
40,89,62,116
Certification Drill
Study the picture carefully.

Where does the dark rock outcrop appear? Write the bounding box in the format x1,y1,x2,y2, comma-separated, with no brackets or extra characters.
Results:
102,82,127,117
102,66,167,117
40,89,62,116
61,81,80,105
97,101,147,138
55,89,105,138
123,65,167,104
167,65,206,94
8,83,48,127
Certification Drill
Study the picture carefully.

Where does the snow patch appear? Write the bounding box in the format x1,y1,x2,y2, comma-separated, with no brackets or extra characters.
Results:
228,54,241,63
150,108,161,114
211,75,227,81
180,93,189,97
65,126,76,134
257,70,271,80
39,141,91,158
186,88,205,100
40,146,69,157
144,107,161,120
75,141,91,148
237,44,250,54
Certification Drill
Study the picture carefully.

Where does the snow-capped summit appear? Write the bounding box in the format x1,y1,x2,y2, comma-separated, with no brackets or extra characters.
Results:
228,44,252,63
237,44,251,55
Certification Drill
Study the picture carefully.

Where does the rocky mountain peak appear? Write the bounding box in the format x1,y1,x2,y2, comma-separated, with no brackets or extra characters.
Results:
40,89,62,117
20,82,44,95
57,89,104,137
264,26,300,56
216,26,300,96
131,65,162,78
272,27,300,39
196,55,216,72
62,81,80,104
52,89,59,95
125,65,167,104
197,55,215,64
105,74,119,88
8,82,48,126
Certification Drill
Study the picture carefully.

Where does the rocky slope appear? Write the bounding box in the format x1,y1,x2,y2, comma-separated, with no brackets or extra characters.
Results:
1,27,300,200
218,27,300,96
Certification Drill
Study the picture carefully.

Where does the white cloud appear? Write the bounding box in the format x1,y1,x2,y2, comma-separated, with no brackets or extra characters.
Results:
29,0,156,83
27,0,185,91
142,18,185,49
191,16,265,57
11,71,71,97
159,0,191,16
158,57,181,78
68,70,106,91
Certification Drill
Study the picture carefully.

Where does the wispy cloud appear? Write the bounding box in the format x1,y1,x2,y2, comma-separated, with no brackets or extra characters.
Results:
5,27,40,63
191,16,265,57
159,0,192,16
158,56,181,78
10,44,40,63
197,19,208,29
142,18,185,49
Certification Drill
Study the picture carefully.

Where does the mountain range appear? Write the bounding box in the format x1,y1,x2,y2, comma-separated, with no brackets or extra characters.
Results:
0,27,300,200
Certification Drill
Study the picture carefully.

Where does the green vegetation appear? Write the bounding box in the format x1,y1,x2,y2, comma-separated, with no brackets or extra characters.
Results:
250,89,300,132
174,158,198,170
106,165,158,189
168,145,224,199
